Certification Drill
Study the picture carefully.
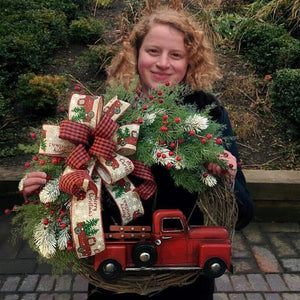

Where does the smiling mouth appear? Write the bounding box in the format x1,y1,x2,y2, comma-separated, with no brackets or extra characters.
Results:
152,72,171,81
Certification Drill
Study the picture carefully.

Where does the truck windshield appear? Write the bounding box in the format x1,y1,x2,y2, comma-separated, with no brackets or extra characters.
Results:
162,218,184,232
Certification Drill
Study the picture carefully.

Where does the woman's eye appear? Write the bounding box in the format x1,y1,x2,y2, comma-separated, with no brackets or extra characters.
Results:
148,49,158,54
171,53,181,58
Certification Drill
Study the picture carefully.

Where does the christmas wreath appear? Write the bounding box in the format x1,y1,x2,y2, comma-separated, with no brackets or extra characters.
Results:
11,81,237,295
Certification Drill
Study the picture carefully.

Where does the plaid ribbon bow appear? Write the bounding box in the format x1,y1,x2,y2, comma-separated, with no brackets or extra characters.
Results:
58,115,118,197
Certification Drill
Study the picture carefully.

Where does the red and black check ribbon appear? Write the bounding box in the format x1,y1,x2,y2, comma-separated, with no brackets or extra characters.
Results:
59,170,97,198
131,160,156,200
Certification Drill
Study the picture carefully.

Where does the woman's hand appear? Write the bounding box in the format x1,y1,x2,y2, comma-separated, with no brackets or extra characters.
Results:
23,172,47,197
207,150,237,181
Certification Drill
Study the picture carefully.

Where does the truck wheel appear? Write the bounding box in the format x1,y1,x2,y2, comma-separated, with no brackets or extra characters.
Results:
132,242,157,267
99,259,122,280
203,258,227,278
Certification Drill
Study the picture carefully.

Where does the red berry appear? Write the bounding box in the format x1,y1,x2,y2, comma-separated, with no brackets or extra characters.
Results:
45,203,50,208
74,85,80,91
60,211,66,217
162,121,167,125
136,89,141,95
238,161,243,167
31,133,36,138
216,138,222,145
166,162,172,168
46,175,51,180
61,223,67,229
24,199,30,205
56,218,62,223
33,156,38,161
137,117,143,124
50,210,55,215
206,134,212,139
157,90,163,96
160,126,168,132
149,95,154,100
25,162,31,168
156,153,161,158
39,160,45,166
158,98,164,103
201,138,206,143
4,209,10,215
52,157,58,164
203,173,208,178
60,106,66,112
165,81,170,86
170,142,176,148
229,163,234,168
163,115,168,120
67,246,73,251
43,218,49,225
142,105,148,110
162,154,166,159
176,156,182,161
67,240,72,245
179,139,184,144
175,117,181,123
189,130,195,136
169,151,174,156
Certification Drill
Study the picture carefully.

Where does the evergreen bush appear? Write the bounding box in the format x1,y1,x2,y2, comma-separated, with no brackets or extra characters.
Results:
270,69,300,140
69,17,105,44
235,19,300,75
16,73,68,117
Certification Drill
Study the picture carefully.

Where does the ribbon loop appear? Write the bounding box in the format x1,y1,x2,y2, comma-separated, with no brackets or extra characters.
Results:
89,137,116,160
65,144,90,169
59,120,91,145
59,169,97,198
94,115,119,140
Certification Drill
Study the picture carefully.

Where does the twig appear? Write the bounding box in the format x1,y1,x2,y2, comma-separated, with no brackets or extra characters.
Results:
236,87,256,103
236,142,260,152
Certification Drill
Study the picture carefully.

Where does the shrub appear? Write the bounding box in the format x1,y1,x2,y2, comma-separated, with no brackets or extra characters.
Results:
16,73,68,117
270,69,300,140
69,17,105,44
0,8,68,95
72,44,118,78
235,19,300,74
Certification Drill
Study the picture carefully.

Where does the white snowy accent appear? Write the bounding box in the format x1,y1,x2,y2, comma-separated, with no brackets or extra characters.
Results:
184,115,209,132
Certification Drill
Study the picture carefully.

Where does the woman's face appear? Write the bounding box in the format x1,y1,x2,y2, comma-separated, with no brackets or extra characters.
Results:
138,24,189,94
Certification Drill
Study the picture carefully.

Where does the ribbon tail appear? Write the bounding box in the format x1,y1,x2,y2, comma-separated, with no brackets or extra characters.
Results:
70,177,105,258
131,160,157,200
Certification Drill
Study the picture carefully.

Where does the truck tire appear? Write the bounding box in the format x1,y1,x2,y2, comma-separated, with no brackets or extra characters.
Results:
132,242,157,267
203,257,227,278
98,259,122,280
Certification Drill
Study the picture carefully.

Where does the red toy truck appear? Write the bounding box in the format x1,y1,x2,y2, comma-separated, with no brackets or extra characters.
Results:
93,209,233,280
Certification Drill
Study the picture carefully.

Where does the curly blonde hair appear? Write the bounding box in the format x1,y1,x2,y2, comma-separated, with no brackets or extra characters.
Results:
106,7,221,91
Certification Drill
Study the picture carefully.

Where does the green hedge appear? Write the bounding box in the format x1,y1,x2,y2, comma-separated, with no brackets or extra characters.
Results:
236,19,300,75
69,17,105,44
0,0,88,96
270,69,300,140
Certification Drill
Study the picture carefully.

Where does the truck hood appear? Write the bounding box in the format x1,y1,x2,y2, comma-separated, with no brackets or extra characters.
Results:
188,226,229,240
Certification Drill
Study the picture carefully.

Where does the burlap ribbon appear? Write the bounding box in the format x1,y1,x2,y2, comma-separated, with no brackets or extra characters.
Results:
39,94,156,258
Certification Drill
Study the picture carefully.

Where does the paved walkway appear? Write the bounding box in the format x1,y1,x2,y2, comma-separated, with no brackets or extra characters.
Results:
0,213,299,300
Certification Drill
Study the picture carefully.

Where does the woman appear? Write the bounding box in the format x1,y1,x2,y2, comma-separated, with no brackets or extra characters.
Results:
23,7,254,299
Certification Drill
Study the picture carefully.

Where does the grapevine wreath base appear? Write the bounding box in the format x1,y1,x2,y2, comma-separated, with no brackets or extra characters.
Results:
82,264,201,296
12,82,239,295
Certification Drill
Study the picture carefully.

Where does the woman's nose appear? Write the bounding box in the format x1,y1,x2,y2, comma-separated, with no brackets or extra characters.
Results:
156,54,170,68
